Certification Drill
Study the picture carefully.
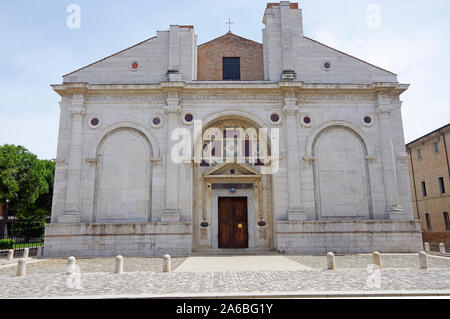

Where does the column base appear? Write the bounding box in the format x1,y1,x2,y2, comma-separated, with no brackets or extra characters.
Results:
287,209,307,221
58,212,80,223
386,205,408,220
161,209,181,222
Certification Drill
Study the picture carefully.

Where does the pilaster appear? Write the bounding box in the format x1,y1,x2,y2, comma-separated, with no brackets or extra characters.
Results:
376,92,407,220
162,91,182,222
282,91,306,220
59,94,86,223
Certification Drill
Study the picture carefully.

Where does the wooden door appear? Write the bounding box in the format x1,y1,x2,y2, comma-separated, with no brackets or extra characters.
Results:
218,197,248,248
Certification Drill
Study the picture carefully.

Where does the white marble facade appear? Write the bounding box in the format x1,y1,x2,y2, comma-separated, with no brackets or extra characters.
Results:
44,2,423,257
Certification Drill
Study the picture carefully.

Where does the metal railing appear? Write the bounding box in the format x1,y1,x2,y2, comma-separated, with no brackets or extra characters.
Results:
0,236,44,257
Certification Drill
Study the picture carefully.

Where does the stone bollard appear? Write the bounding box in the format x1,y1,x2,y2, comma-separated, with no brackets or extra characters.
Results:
67,256,76,275
36,247,43,257
23,248,29,259
7,250,14,262
419,251,428,269
373,251,382,269
439,243,446,254
327,252,335,270
163,254,171,272
115,255,124,274
16,259,27,276
424,242,430,252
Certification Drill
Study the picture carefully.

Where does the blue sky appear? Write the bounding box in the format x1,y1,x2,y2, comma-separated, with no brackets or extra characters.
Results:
0,0,449,159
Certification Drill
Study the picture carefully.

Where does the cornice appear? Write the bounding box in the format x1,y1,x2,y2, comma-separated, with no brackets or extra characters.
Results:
51,81,410,97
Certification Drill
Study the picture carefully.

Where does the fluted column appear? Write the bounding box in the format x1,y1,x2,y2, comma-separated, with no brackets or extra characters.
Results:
162,92,181,222
376,93,406,220
59,94,86,223
283,92,306,220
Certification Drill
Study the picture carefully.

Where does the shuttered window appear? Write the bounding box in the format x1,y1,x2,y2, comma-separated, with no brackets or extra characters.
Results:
223,57,240,80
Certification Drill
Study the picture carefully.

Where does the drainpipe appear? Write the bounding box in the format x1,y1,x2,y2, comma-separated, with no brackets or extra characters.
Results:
407,146,420,220
441,132,450,179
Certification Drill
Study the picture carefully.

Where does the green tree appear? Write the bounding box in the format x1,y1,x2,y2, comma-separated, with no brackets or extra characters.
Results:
0,144,49,238
11,213,45,241
29,159,55,217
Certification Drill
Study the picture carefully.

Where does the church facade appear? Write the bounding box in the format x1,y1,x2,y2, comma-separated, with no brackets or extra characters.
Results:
44,2,423,257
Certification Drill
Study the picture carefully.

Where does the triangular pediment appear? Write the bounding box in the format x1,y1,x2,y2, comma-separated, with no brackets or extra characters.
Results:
203,162,260,178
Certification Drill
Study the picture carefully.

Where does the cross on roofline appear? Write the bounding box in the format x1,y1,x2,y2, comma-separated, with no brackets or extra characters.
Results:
226,18,233,32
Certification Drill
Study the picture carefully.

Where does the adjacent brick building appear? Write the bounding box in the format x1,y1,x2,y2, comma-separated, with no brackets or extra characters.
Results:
406,123,450,247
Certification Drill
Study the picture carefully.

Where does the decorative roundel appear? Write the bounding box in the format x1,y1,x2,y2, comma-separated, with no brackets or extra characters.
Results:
150,114,164,128
271,113,280,122
300,114,313,127
200,221,209,228
130,61,140,71
258,221,267,227
91,118,99,126
269,112,282,125
182,112,195,125
88,116,101,129
185,114,193,122
322,61,332,71
363,115,374,127
230,169,235,174
229,187,236,193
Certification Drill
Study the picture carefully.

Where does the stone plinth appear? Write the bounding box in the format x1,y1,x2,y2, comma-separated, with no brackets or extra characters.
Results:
43,222,192,257
276,220,423,254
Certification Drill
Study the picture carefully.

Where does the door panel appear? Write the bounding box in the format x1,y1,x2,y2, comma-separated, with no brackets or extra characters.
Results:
218,197,248,248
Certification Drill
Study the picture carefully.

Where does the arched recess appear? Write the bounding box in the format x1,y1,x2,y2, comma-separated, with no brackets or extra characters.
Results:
305,120,374,157
89,122,160,160
192,110,274,251
92,126,154,223
311,124,373,220
193,110,270,156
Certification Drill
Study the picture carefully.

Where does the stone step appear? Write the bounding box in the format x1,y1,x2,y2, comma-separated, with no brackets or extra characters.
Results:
191,249,279,256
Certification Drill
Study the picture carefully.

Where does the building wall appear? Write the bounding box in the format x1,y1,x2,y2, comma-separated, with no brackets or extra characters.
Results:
197,33,264,81
407,125,450,246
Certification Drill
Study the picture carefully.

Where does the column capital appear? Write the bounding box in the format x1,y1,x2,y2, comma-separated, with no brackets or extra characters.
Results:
68,94,86,115
68,105,86,116
165,92,181,114
376,92,392,114
283,94,299,118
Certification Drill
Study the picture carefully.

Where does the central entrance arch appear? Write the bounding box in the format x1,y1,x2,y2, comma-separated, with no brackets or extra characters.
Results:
192,114,274,253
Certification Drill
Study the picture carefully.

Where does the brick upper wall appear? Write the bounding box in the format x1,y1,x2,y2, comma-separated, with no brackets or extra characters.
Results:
197,32,264,81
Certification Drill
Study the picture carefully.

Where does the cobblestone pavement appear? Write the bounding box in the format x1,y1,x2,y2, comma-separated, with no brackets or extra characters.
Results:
286,254,450,269
0,254,449,298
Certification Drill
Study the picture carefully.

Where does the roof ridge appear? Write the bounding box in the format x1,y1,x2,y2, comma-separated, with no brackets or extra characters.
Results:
198,32,261,47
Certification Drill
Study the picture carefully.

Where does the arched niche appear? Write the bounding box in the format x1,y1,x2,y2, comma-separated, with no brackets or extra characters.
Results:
93,127,153,223
311,125,373,219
